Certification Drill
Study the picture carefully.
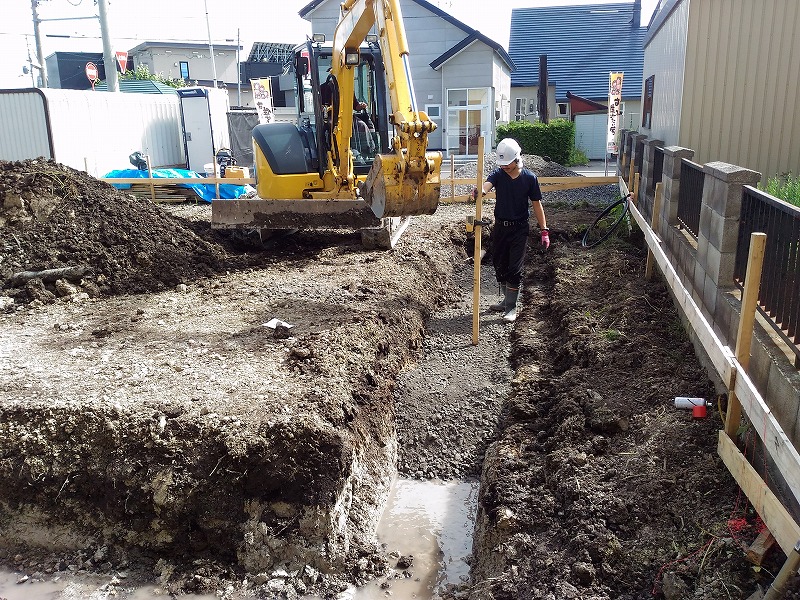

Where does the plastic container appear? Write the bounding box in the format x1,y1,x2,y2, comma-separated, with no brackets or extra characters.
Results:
692,404,707,418
674,397,706,409
203,163,220,177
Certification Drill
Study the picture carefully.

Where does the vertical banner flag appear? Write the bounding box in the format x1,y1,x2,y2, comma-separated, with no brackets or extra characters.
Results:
251,78,275,124
607,72,624,154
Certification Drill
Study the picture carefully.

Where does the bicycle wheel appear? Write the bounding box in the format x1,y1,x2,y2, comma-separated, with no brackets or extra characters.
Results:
581,196,630,248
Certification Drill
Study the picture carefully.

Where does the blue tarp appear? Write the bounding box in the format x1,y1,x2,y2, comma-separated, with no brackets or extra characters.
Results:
104,168,249,203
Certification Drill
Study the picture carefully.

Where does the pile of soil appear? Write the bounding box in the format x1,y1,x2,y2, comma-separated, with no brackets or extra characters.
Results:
0,157,795,599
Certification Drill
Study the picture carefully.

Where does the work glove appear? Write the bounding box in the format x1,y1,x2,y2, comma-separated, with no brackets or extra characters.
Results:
471,187,480,201
541,228,550,249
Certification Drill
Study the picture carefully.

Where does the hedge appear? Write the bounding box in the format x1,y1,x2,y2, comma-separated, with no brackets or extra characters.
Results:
496,119,575,165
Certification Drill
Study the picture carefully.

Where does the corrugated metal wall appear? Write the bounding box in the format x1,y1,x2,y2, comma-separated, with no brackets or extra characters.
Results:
0,88,185,176
0,90,53,162
680,0,800,180
641,0,689,147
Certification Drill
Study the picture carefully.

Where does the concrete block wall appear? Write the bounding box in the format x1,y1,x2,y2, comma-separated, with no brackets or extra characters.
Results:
619,134,800,450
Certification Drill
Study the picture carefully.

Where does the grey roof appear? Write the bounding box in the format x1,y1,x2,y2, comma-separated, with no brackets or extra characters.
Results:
92,80,178,94
509,2,645,101
299,0,514,71
128,41,241,54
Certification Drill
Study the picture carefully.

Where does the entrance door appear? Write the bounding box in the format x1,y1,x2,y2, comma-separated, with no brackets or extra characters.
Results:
446,88,490,157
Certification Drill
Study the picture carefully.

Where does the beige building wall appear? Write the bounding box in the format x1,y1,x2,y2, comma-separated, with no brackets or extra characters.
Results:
644,0,800,181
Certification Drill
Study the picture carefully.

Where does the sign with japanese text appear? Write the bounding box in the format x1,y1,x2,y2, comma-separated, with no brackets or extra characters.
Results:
606,72,624,154
251,78,274,125
85,62,98,90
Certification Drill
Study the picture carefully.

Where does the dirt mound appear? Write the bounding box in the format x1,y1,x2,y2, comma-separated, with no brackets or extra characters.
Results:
0,159,225,304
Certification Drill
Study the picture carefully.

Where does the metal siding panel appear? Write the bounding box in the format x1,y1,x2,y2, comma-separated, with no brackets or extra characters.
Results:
0,91,52,161
642,0,688,146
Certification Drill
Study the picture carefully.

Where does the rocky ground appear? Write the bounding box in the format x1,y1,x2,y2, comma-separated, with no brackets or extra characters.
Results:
0,157,796,599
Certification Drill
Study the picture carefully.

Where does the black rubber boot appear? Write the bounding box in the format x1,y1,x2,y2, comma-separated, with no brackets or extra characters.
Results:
503,287,520,322
489,283,507,312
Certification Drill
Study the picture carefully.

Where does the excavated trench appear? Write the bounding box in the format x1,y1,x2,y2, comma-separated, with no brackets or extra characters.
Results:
1,159,778,599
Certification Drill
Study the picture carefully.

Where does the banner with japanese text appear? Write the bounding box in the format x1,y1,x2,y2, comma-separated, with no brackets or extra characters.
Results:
251,78,274,125
606,72,624,154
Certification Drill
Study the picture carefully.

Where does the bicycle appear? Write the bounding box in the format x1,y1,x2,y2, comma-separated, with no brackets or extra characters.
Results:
581,192,632,248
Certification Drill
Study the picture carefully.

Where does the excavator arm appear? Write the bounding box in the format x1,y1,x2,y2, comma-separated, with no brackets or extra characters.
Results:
329,0,442,217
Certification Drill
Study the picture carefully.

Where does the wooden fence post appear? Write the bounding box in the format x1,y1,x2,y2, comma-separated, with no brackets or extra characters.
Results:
724,232,767,438
645,182,663,280
145,155,155,202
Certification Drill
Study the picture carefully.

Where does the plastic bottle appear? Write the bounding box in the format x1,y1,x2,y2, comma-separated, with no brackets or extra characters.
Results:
674,397,706,409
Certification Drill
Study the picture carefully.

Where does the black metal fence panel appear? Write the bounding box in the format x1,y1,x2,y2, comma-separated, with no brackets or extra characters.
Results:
635,137,644,170
677,159,704,237
653,147,664,188
735,186,800,345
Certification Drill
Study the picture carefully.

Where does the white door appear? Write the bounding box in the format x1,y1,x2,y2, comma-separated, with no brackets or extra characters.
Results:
180,91,214,173
574,113,608,160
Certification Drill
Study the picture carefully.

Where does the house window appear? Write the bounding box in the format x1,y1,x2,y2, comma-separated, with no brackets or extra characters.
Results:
179,61,190,80
642,75,655,128
425,104,441,119
514,97,527,121
446,88,490,156
557,103,568,117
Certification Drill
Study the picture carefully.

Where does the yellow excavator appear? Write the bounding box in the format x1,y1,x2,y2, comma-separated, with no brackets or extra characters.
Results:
211,0,442,248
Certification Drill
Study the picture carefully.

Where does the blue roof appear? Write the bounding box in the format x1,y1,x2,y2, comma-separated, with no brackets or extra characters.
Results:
509,2,645,102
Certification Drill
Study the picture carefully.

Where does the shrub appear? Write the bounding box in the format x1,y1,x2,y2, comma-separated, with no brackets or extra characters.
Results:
496,119,575,165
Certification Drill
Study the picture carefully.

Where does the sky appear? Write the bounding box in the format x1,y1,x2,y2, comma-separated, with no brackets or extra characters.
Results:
0,0,658,89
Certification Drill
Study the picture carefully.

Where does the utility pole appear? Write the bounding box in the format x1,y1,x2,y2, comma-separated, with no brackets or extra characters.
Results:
97,0,118,91
237,28,241,105
204,0,218,87
30,0,48,87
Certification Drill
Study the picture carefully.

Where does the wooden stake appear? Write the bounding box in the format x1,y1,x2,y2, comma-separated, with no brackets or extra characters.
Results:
645,182,663,280
724,232,767,438
472,137,485,346
145,154,155,202
628,159,635,194
450,154,455,201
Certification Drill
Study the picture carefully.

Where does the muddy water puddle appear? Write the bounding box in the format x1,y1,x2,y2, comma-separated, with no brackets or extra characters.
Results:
353,478,478,599
0,478,477,600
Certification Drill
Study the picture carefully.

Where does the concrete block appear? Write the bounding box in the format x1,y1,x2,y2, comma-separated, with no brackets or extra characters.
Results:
702,272,718,314
705,242,722,285
699,204,713,241
765,362,800,442
709,212,741,254
696,232,709,270
693,257,706,295
704,161,761,185
749,332,773,393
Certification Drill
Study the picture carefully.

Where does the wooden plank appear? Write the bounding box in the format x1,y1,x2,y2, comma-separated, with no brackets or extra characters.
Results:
441,176,617,186
629,199,800,507
726,233,767,438
731,363,800,502
746,529,777,565
718,432,800,556
102,177,256,185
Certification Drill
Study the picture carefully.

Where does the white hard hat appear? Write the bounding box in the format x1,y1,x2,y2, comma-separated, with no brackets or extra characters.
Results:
496,138,521,166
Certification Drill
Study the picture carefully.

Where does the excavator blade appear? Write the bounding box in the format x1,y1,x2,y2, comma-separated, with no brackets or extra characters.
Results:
364,152,442,218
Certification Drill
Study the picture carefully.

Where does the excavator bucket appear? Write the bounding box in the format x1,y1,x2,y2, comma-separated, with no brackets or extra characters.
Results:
364,152,442,218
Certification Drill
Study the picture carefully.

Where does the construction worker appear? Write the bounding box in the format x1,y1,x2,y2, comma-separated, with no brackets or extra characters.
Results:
474,138,549,322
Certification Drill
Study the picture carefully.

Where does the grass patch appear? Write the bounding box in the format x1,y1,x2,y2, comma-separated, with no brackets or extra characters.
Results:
760,173,800,207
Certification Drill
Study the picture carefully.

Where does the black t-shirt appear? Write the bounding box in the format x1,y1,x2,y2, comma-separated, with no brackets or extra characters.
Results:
487,167,543,221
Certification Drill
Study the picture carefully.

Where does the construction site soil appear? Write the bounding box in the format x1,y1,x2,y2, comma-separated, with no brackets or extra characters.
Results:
0,158,795,599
